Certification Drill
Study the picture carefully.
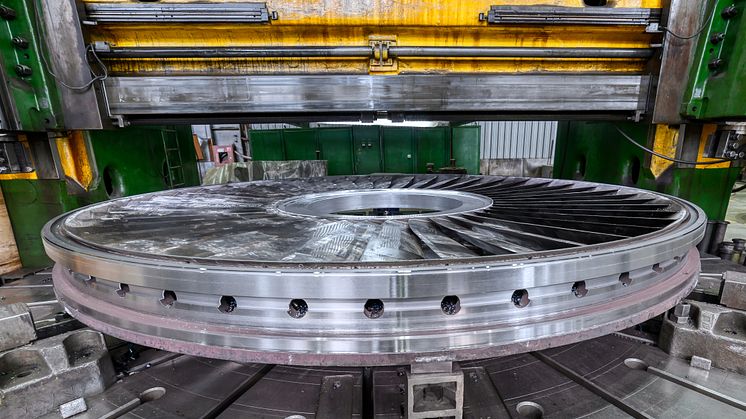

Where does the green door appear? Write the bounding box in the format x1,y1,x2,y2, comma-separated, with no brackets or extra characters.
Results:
250,130,285,160
451,126,481,174
318,128,354,175
382,127,414,173
415,127,449,173
352,126,382,174
284,129,319,160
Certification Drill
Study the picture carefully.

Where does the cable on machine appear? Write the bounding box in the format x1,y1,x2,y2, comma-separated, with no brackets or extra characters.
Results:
31,0,108,91
659,2,717,40
614,126,735,166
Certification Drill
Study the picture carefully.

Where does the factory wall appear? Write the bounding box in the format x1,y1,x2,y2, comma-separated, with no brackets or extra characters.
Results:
249,126,481,175
473,121,557,160
242,122,558,177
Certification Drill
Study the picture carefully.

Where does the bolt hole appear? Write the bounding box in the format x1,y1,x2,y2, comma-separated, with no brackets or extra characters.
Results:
218,295,237,313
15,370,33,378
160,290,177,307
116,283,129,297
619,272,631,287
516,401,545,419
652,263,663,273
623,358,649,370
288,299,308,318
139,386,166,402
674,256,681,262
440,295,461,315
364,299,385,319
511,289,530,308
572,281,588,298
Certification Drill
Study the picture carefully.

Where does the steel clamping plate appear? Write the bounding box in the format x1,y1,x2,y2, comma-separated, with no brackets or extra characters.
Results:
43,175,705,365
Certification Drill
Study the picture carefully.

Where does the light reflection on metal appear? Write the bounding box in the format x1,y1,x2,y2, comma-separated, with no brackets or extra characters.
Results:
44,175,705,366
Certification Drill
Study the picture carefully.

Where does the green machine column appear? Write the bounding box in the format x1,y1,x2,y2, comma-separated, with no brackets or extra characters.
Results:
553,121,740,221
1,126,200,268
0,0,63,131
682,0,746,120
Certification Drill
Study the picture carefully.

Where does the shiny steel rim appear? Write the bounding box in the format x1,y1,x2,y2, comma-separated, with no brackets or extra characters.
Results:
44,175,705,365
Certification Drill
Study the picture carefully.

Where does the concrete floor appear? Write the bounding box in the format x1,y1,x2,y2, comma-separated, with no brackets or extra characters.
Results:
725,183,746,240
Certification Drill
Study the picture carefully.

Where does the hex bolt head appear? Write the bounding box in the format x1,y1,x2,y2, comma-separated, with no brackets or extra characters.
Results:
721,5,738,19
14,64,32,77
11,36,29,49
710,32,726,44
364,299,384,319
0,5,16,20
708,58,724,71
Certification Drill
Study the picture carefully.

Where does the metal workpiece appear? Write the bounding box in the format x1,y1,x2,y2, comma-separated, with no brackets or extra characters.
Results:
659,299,746,374
44,175,705,366
0,329,116,418
103,74,650,122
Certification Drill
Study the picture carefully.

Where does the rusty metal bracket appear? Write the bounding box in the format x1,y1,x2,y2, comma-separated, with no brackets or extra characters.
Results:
369,36,397,73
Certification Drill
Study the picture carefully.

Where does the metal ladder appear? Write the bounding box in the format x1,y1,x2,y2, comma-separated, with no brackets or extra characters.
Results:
162,131,185,189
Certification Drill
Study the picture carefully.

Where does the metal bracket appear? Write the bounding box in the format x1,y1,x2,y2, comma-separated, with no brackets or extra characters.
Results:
704,129,745,159
369,36,397,73
407,361,464,419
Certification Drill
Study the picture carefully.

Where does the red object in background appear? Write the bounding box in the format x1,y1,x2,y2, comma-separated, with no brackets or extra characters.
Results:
212,145,235,166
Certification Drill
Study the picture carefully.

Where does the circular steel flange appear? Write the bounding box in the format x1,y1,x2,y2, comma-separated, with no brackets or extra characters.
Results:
44,175,705,366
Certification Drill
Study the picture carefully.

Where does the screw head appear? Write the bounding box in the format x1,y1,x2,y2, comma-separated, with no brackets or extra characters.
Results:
0,6,16,20
11,36,29,49
721,5,738,19
709,32,726,45
14,64,32,77
708,58,724,71
364,299,384,319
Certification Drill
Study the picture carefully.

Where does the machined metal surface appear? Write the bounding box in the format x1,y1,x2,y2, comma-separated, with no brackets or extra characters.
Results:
102,74,650,122
651,0,709,124
44,175,704,366
96,45,654,59
486,6,661,26
37,335,746,419
39,0,108,130
84,2,271,23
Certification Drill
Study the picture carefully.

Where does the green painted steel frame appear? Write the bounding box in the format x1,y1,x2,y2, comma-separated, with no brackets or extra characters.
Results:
553,121,740,221
0,0,62,131
682,0,746,120
1,125,200,267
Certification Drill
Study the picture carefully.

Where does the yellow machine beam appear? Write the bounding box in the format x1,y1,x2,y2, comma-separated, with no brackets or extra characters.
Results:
82,0,663,75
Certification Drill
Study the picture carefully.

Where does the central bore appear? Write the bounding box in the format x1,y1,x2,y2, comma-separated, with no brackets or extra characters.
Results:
274,189,493,219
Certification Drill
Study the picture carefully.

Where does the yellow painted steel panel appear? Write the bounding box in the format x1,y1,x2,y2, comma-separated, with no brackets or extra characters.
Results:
83,0,662,75
55,131,95,191
650,124,677,178
696,124,732,169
